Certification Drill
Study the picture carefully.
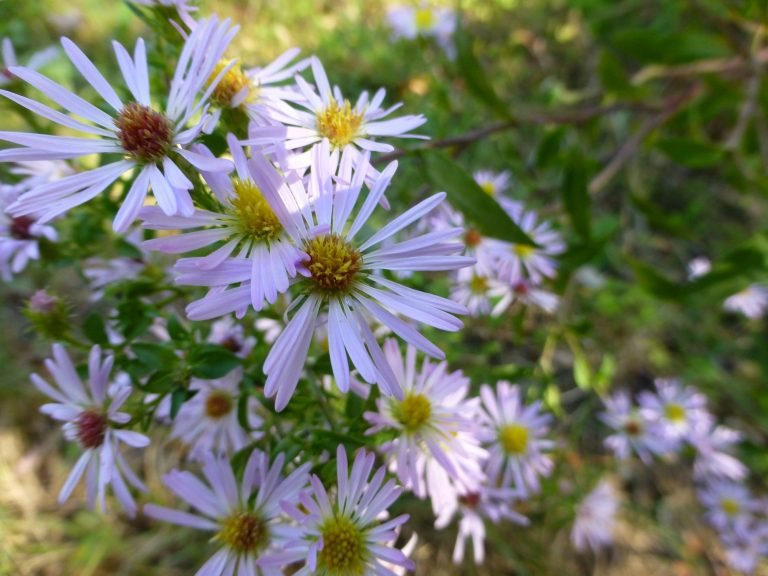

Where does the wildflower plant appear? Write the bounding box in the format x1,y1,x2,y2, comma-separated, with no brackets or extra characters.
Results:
3,1,768,575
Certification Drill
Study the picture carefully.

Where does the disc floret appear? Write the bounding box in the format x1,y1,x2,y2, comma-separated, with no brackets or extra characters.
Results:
115,102,174,163
499,423,529,455
208,59,252,108
304,234,363,294
316,100,364,149
318,514,367,574
228,178,283,242
218,511,269,554
393,392,432,434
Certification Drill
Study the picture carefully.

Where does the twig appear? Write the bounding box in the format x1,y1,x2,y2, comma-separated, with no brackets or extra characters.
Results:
375,102,654,163
588,85,703,195
725,25,765,150
631,47,768,85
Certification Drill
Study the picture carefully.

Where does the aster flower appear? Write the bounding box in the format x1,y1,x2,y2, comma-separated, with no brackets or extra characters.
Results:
689,420,747,481
170,367,263,461
141,137,308,314
724,284,768,319
600,391,671,464
450,269,494,316
478,381,554,496
387,4,456,56
722,523,768,574
436,486,528,565
1,17,238,232
279,445,414,576
699,481,759,533
31,344,149,516
486,199,564,284
0,37,58,87
247,56,427,170
638,378,712,444
126,0,198,30
256,146,472,411
144,451,311,576
82,227,157,298
687,256,711,280
364,340,487,511
491,278,559,315
427,202,497,275
473,170,511,198
571,479,619,553
208,316,256,358
0,185,57,280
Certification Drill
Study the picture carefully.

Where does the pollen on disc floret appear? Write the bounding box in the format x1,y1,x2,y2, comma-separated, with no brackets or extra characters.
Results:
114,102,174,163
304,234,363,294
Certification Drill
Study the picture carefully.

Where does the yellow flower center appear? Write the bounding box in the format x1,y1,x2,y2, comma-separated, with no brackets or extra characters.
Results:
304,234,363,294
115,102,173,163
393,393,432,433
205,391,234,419
218,511,268,553
664,403,686,423
414,8,435,30
318,515,366,575
513,244,535,258
480,182,496,196
721,498,741,517
469,275,488,294
499,423,529,455
316,100,364,149
208,59,252,108
228,178,283,242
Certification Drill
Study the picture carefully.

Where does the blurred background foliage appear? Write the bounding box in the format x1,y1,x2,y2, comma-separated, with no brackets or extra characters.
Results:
1,0,768,574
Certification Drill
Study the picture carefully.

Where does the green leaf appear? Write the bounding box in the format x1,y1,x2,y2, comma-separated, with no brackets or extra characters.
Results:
656,138,724,168
626,257,684,300
423,151,536,246
83,312,108,345
166,314,189,342
132,342,179,371
562,153,591,240
188,344,241,379
455,27,510,119
170,388,197,420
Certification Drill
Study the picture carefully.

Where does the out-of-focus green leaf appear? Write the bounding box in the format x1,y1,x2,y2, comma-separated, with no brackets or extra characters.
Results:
656,138,724,168
188,344,241,379
83,312,108,345
626,257,685,300
562,152,591,240
423,151,536,246
455,27,510,119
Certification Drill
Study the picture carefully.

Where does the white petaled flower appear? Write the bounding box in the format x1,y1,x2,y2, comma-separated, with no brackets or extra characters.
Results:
491,278,559,315
208,316,256,358
473,170,511,198
248,56,427,170
206,49,309,118
0,186,57,281
386,4,456,56
279,445,414,576
258,146,473,411
82,227,155,298
363,340,487,511
687,256,711,280
31,344,149,516
723,284,768,319
0,17,238,233
722,523,768,574
638,378,712,444
0,37,58,87
450,267,503,317
428,202,497,275
688,420,747,481
699,481,759,533
126,0,198,29
479,381,555,497
600,391,671,464
436,486,528,565
486,199,564,284
571,479,619,553
141,139,308,315
144,451,311,576
170,368,263,462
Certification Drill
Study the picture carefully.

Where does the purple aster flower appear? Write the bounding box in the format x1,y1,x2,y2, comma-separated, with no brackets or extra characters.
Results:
699,481,759,533
258,144,473,410
31,344,149,515
0,17,238,232
687,256,711,280
144,450,311,576
492,278,559,315
571,479,619,553
364,340,488,512
246,56,427,170
0,37,58,87
486,199,564,284
479,381,555,496
427,202,497,276
724,284,768,319
169,367,263,462
208,316,256,358
141,137,309,315
722,522,768,574
387,4,456,57
638,378,712,444
473,169,511,198
688,420,747,481
600,391,671,464
279,445,414,576
0,185,57,280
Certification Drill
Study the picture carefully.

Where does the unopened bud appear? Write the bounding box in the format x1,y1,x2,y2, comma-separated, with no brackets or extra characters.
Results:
24,290,71,339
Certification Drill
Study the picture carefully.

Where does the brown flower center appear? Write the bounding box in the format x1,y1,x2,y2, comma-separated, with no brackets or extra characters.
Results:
76,410,107,449
115,102,174,163
10,216,35,240
205,391,234,419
